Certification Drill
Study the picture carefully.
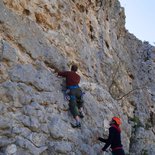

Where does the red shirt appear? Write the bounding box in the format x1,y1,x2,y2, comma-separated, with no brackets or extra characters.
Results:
58,71,80,86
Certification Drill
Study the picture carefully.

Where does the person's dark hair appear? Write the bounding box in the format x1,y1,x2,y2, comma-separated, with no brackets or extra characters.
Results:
71,65,78,72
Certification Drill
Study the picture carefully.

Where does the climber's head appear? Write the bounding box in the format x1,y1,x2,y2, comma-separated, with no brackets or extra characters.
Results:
110,117,121,126
71,65,78,72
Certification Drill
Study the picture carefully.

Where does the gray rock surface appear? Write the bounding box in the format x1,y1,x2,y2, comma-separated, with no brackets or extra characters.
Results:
0,0,155,154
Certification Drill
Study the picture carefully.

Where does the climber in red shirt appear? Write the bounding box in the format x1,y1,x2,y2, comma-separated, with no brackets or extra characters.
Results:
58,65,84,128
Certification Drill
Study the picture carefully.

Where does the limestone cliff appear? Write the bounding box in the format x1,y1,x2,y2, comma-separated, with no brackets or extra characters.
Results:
0,0,155,155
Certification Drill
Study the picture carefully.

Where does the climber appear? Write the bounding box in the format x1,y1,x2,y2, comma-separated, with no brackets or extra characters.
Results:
97,117,125,155
57,64,84,128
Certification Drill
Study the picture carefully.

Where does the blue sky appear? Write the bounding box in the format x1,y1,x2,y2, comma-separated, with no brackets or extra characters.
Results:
119,0,155,45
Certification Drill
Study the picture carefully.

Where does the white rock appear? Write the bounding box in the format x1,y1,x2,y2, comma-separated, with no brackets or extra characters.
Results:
6,144,17,155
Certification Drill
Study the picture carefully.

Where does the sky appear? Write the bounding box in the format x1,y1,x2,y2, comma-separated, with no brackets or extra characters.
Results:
119,0,155,45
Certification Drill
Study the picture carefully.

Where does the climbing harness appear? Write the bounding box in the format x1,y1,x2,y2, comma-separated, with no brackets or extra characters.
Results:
62,85,85,101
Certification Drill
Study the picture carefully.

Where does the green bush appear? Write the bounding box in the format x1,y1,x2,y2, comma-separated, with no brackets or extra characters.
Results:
142,149,148,155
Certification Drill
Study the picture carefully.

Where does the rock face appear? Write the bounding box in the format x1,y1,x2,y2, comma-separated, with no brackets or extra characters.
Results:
0,0,155,154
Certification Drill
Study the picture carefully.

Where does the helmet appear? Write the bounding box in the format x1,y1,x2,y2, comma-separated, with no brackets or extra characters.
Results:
112,117,121,125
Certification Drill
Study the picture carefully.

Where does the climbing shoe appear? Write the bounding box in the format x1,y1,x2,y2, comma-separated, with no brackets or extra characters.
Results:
79,111,84,118
71,122,81,128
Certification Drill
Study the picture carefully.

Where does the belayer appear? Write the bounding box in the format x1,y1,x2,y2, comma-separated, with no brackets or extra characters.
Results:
57,64,84,128
98,117,125,155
